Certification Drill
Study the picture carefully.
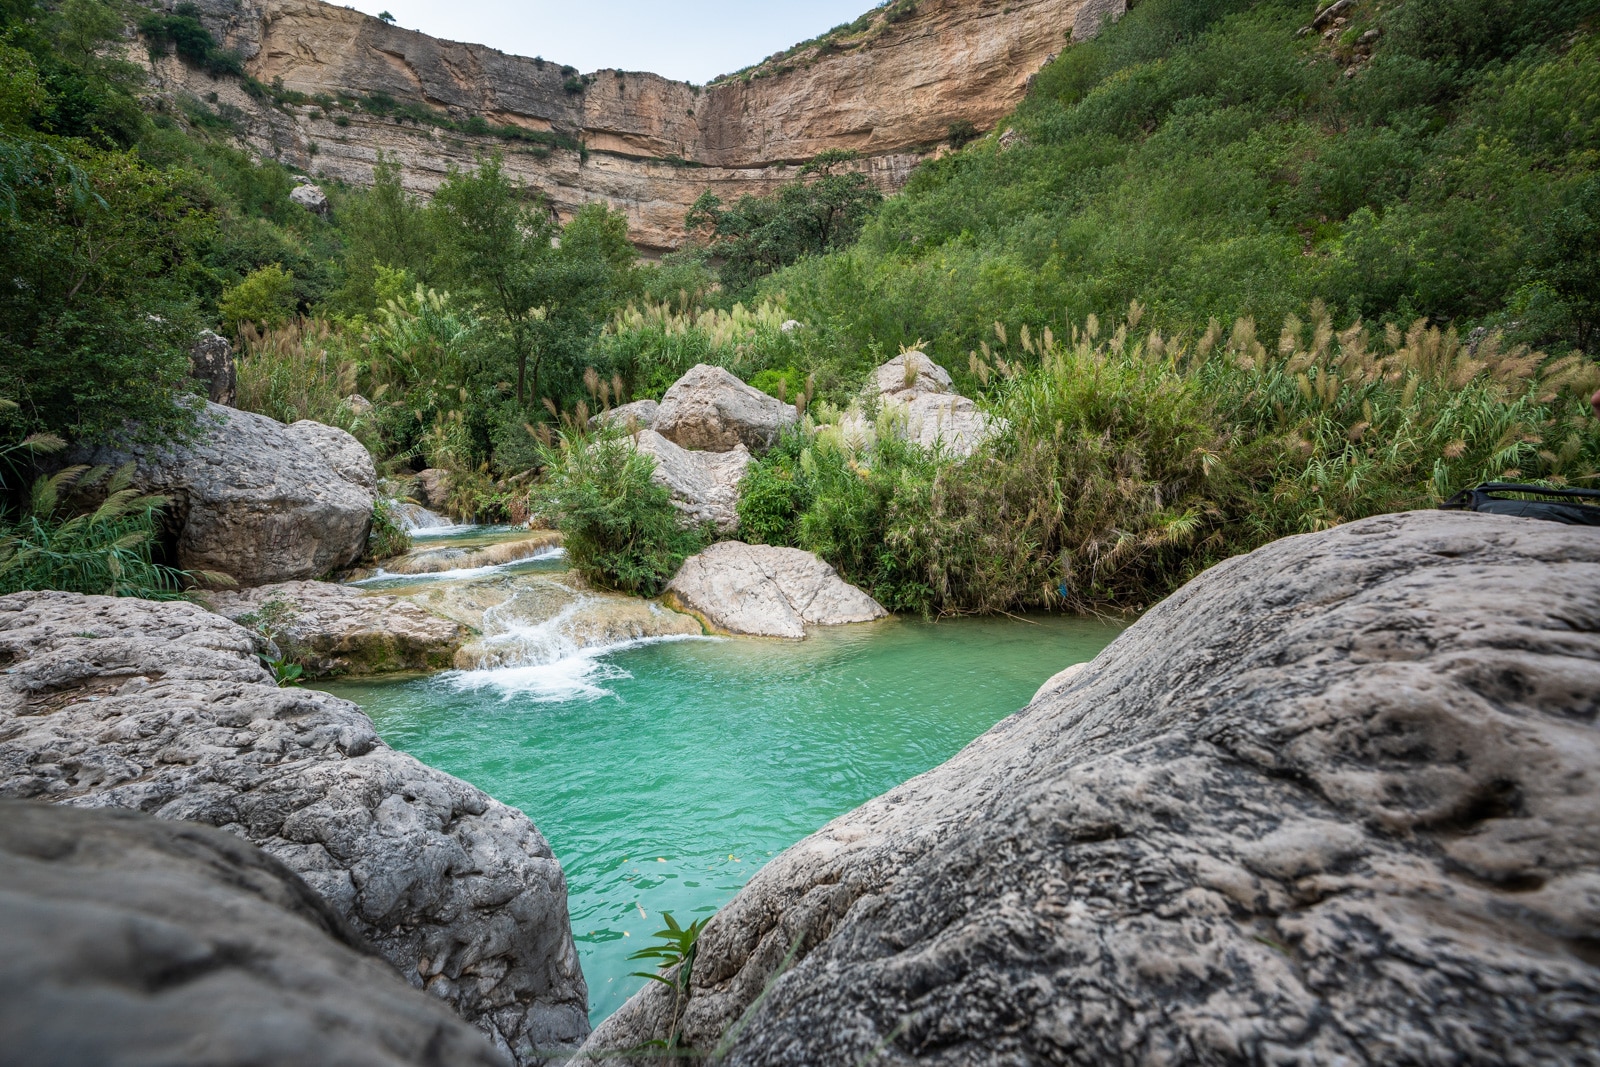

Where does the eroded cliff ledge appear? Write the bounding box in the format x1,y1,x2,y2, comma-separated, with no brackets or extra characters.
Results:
145,0,1125,249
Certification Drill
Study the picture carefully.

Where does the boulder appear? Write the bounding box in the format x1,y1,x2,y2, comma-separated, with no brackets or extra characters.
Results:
590,398,659,432
0,591,591,1062
0,801,506,1067
285,418,378,492
74,403,373,587
634,429,751,534
414,468,454,512
290,181,330,216
581,511,1600,1063
654,364,797,453
665,541,887,639
874,351,953,401
207,580,468,677
842,352,998,458
189,329,236,406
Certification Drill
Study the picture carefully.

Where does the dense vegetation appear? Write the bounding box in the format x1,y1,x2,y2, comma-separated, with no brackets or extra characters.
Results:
3,0,1598,609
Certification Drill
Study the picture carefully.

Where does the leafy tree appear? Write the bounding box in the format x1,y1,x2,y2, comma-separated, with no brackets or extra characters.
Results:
334,153,434,312
218,263,297,332
686,150,882,295
431,155,558,406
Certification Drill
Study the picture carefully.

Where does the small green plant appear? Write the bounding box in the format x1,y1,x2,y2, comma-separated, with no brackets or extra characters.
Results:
628,911,708,1051
219,264,298,334
367,497,412,561
262,654,304,686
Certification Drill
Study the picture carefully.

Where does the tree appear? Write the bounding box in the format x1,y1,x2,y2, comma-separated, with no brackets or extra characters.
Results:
378,10,395,23
685,150,882,295
430,155,558,406
218,263,297,332
334,153,433,312
1528,176,1600,350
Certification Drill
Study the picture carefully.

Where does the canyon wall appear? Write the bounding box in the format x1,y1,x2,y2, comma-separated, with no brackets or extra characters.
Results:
148,0,1123,249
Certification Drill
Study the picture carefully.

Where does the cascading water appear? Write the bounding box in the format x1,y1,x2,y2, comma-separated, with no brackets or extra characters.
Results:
322,525,1127,1022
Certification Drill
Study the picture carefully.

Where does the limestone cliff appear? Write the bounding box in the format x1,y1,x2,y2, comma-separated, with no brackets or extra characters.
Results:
142,0,1125,249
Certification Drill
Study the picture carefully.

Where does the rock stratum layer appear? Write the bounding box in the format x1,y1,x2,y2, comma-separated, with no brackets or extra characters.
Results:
0,591,589,1063
582,510,1600,1064
146,0,1123,249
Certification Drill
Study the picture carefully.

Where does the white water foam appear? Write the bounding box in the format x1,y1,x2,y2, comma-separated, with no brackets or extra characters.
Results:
446,597,714,701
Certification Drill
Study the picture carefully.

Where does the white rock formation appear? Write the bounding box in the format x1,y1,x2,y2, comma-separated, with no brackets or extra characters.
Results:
634,429,751,534
665,541,887,639
654,364,797,453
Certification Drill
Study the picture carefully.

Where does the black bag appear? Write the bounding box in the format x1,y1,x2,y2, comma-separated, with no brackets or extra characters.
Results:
1439,482,1600,527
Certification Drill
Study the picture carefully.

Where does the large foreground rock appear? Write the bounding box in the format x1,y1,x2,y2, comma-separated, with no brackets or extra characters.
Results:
207,580,468,677
76,403,374,587
0,592,590,1062
665,541,887,639
635,429,751,534
0,802,505,1066
591,398,659,432
654,364,797,453
582,511,1600,1063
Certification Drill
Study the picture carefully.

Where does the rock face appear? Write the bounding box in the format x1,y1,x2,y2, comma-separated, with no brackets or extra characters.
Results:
665,541,887,639
284,417,378,492
0,801,507,1067
207,580,468,677
0,591,591,1062
76,403,373,587
634,429,751,534
189,329,236,406
582,511,1600,1063
147,0,1116,250
654,365,797,454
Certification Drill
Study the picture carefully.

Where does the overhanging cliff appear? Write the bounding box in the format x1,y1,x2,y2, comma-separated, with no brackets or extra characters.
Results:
146,0,1126,250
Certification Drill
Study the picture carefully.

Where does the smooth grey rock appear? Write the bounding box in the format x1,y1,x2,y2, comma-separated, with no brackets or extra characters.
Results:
290,181,330,215
666,541,886,639
284,418,378,492
0,801,507,1067
634,429,751,534
207,580,467,677
414,468,454,511
654,364,797,453
189,329,236,407
591,399,659,432
581,511,1600,1064
0,591,590,1062
74,403,373,587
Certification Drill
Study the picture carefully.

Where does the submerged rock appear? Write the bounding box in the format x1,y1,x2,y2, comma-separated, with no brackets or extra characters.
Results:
0,801,506,1067
665,541,887,639
381,531,563,576
73,402,373,587
634,429,751,534
582,511,1600,1063
654,364,797,453
208,580,468,677
0,591,591,1061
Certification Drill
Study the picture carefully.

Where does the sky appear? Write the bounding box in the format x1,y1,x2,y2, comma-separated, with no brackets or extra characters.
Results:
340,1,881,84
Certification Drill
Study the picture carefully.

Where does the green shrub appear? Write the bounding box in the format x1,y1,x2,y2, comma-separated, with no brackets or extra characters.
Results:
366,498,412,561
532,428,702,596
219,263,297,333
0,464,195,599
